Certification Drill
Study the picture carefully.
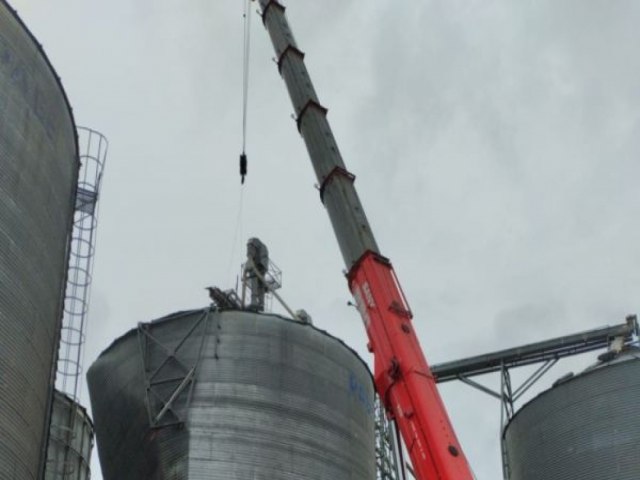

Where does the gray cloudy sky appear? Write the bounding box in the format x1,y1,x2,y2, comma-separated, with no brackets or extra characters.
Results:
14,1,640,478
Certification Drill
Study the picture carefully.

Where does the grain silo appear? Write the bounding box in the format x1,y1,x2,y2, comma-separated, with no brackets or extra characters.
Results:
87,309,376,479
503,347,640,479
45,390,93,480
0,2,79,479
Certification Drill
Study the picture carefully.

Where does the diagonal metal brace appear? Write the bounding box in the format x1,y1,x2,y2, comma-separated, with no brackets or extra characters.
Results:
154,367,196,425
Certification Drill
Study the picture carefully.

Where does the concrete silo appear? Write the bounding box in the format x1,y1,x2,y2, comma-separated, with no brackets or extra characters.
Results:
0,2,79,479
504,347,640,479
88,309,376,479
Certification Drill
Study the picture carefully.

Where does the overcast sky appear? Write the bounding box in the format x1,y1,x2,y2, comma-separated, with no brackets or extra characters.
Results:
13,1,640,478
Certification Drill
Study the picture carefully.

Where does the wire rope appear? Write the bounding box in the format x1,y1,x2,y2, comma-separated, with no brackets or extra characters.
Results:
225,1,252,283
239,0,252,184
226,185,245,285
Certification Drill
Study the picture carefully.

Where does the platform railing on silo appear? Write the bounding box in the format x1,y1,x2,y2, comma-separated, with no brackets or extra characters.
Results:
47,127,107,479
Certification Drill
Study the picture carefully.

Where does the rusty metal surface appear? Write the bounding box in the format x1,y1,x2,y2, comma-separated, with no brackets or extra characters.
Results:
0,2,79,479
88,309,376,479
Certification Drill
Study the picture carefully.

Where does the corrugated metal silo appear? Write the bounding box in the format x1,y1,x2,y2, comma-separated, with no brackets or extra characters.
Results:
504,348,640,479
0,2,79,479
45,390,93,480
88,309,376,479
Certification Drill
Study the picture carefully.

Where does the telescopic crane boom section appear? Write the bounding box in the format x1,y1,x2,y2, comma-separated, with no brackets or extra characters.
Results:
258,2,474,479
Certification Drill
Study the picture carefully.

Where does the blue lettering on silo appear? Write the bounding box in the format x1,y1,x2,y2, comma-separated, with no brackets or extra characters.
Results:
349,371,374,417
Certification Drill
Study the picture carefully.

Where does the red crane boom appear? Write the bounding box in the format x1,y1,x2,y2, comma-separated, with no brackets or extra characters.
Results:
258,2,474,478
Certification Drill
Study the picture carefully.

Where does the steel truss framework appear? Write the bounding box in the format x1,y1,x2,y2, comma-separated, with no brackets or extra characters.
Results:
137,309,215,428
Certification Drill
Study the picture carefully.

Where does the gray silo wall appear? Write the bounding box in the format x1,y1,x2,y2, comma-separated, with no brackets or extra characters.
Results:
45,390,93,480
88,309,376,480
504,351,640,480
0,2,79,478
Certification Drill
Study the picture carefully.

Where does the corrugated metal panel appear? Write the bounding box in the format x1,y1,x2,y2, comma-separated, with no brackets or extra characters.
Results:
0,2,79,479
45,390,93,480
88,309,376,480
504,349,640,480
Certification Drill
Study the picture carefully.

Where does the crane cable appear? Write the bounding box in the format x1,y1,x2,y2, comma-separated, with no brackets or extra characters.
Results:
239,0,252,184
226,0,252,284
227,0,252,283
